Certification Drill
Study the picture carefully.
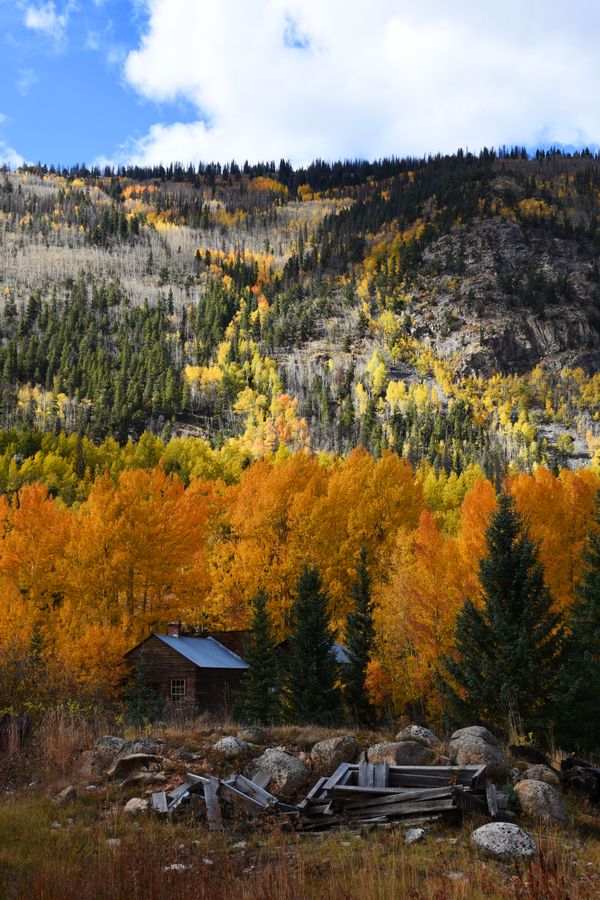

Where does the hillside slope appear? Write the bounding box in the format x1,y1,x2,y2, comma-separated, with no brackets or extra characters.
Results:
0,149,599,475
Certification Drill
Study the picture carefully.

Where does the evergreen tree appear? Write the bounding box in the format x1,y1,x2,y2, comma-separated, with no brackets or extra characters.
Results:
123,652,165,726
441,492,562,737
554,491,600,753
344,547,375,724
236,591,280,724
285,566,343,725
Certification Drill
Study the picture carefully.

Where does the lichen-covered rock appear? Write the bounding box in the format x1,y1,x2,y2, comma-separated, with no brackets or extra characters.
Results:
311,735,358,772
238,726,268,744
520,765,561,788
214,736,250,759
367,741,434,766
123,797,148,814
94,736,126,756
514,779,569,826
471,822,537,860
449,726,508,783
395,725,439,748
248,749,309,798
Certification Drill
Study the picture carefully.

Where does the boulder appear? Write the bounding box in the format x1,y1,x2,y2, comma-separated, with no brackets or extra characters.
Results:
94,736,126,756
214,736,250,759
514,779,569,826
471,823,537,860
123,797,148,814
367,741,434,766
520,765,561,788
395,725,439,748
248,749,309,798
509,744,551,766
451,726,497,746
55,785,76,805
311,735,358,772
449,726,508,783
107,753,162,780
238,726,268,745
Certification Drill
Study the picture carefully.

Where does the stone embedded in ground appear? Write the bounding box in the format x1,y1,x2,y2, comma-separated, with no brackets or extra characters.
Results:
311,735,359,772
107,752,163,780
213,736,251,759
367,741,434,766
449,726,508,783
237,726,268,744
471,822,538,859
520,764,561,788
248,748,310,798
123,797,148,814
404,827,426,845
514,779,569,826
55,785,76,804
395,725,439,748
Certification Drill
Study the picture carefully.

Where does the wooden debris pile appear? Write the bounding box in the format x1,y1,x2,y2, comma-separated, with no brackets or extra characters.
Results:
151,771,298,829
298,763,507,831
149,762,508,833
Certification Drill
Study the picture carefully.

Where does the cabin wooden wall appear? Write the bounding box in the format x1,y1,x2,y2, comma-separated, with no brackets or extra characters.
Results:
126,636,245,714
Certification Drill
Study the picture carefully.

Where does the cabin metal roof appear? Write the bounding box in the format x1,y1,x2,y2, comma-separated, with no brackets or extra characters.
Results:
333,642,350,664
155,634,249,670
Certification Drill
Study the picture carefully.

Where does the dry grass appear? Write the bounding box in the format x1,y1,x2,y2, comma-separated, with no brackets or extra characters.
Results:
0,797,598,900
1,712,599,899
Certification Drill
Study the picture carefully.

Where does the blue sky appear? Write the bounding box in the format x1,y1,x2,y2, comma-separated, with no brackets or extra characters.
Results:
1,1,600,168
0,0,194,166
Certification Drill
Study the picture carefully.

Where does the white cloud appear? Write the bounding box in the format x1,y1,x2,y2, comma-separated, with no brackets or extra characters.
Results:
16,68,38,95
24,1,73,47
118,0,600,166
0,139,25,169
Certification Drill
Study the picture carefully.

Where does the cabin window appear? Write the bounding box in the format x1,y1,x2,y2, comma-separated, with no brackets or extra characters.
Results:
170,678,186,702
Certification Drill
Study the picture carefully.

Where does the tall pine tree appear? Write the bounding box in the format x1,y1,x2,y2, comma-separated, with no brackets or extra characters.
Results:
236,591,280,724
285,566,343,725
441,492,562,737
554,490,600,753
344,547,375,724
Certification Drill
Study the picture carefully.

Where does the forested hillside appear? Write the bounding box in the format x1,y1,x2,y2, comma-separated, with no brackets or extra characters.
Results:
1,148,599,479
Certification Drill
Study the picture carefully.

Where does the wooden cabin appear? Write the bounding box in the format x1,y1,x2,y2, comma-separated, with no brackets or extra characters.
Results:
125,622,249,714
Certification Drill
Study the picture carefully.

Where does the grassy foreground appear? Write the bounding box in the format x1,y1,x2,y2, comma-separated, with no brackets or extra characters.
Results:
0,712,599,899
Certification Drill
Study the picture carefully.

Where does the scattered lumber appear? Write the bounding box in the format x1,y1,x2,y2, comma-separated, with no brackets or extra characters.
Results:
149,762,506,833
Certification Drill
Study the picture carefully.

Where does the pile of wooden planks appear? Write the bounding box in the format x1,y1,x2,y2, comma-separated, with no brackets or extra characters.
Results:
298,763,507,830
150,771,298,829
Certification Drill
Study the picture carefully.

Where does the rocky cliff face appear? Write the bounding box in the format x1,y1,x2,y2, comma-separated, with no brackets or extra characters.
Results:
406,219,599,376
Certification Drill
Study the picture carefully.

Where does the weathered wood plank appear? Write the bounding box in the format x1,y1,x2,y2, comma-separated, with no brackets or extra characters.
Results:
374,763,389,788
486,781,498,817
205,776,223,830
251,770,272,790
323,763,351,791
151,791,168,813
342,787,454,811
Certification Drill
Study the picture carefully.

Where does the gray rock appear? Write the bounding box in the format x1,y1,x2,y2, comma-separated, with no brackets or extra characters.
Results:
521,765,561,788
123,797,148,814
107,753,162,780
238,726,268,744
471,822,538,859
311,735,358,772
367,741,434,766
449,727,508,783
451,726,497,746
404,827,426,845
248,749,309,798
94,735,126,755
214,736,250,759
55,785,76,804
395,725,439,748
514,779,569,826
